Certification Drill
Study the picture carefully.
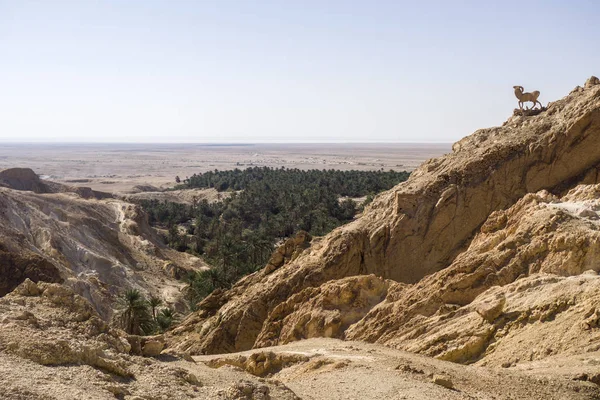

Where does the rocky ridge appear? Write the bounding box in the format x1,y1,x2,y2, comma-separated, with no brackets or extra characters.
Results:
2,279,597,400
0,167,112,199
0,280,303,400
345,184,600,364
0,169,205,319
167,76,600,368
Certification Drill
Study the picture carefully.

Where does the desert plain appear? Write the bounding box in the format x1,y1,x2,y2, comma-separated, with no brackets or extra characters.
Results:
0,143,451,193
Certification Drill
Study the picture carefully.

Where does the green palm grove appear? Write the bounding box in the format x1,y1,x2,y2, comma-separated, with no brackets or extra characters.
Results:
139,166,410,309
113,289,177,335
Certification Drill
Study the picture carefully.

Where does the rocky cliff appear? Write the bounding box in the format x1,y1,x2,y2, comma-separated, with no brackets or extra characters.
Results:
0,280,307,400
168,77,600,363
7,280,594,400
0,171,205,319
344,184,600,365
0,167,112,199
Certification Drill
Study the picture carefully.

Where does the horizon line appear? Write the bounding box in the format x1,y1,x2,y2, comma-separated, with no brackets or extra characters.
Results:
0,141,453,145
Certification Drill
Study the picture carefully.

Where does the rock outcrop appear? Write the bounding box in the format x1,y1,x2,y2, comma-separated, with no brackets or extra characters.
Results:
264,231,312,274
0,243,63,296
0,176,205,319
345,184,600,364
206,351,310,377
0,167,111,199
0,280,303,400
0,280,133,376
168,77,600,357
0,168,50,193
255,274,390,348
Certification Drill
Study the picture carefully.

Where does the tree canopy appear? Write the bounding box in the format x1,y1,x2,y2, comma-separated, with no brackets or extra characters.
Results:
139,166,409,308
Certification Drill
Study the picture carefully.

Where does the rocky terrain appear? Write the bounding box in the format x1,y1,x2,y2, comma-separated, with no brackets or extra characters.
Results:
167,76,600,373
2,279,598,399
3,77,600,399
0,168,205,318
0,280,302,400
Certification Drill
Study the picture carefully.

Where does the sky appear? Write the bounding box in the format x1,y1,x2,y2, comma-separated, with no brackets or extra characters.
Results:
0,1,599,143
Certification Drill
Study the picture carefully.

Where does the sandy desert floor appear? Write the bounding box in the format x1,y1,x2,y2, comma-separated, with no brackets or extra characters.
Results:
191,338,600,400
3,338,597,400
0,143,450,193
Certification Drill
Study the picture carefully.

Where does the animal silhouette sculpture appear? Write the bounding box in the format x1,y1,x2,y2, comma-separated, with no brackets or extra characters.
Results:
513,86,542,110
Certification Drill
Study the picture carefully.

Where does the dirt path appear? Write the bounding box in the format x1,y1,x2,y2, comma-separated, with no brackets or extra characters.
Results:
190,338,600,400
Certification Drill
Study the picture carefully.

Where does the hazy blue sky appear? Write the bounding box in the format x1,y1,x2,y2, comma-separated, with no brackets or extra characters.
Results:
1,1,598,143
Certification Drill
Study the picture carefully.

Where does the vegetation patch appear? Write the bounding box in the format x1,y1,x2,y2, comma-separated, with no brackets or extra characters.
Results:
139,167,409,309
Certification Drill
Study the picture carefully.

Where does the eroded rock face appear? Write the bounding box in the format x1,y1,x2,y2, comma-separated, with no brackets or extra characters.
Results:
345,184,600,363
255,275,390,348
0,167,112,199
167,78,600,356
389,273,600,367
0,280,277,400
206,351,310,377
0,183,204,319
0,244,63,296
0,168,49,193
264,231,312,274
0,280,132,376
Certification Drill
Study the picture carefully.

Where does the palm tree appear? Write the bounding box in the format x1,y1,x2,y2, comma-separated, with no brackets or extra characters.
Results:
114,289,154,335
156,308,177,332
148,295,163,321
183,268,227,311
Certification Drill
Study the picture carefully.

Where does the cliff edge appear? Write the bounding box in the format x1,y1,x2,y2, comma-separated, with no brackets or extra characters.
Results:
168,78,600,364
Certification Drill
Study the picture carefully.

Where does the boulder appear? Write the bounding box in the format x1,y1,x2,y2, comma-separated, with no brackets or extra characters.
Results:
586,76,600,88
475,293,506,323
15,278,41,297
432,375,454,389
142,340,164,357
